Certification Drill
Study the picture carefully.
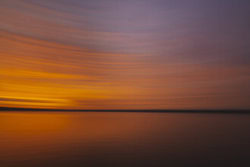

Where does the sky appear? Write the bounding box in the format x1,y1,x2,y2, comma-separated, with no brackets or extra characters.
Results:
0,0,250,109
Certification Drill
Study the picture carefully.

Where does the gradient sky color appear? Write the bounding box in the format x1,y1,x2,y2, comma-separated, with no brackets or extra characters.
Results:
0,0,250,109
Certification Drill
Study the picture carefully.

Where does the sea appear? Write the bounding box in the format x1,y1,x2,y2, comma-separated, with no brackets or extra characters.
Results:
0,111,250,167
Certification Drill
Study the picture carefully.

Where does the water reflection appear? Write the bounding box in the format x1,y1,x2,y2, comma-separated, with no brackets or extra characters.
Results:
0,112,250,167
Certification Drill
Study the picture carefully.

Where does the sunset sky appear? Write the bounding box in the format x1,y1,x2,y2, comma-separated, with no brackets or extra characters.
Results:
0,0,250,109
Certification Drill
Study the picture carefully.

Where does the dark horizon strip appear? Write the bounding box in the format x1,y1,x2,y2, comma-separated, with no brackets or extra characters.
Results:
0,107,249,114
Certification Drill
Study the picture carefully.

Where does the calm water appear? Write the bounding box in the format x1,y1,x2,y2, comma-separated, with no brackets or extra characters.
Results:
0,111,250,167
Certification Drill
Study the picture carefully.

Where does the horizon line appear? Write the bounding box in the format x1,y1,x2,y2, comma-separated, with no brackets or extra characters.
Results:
0,107,249,114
